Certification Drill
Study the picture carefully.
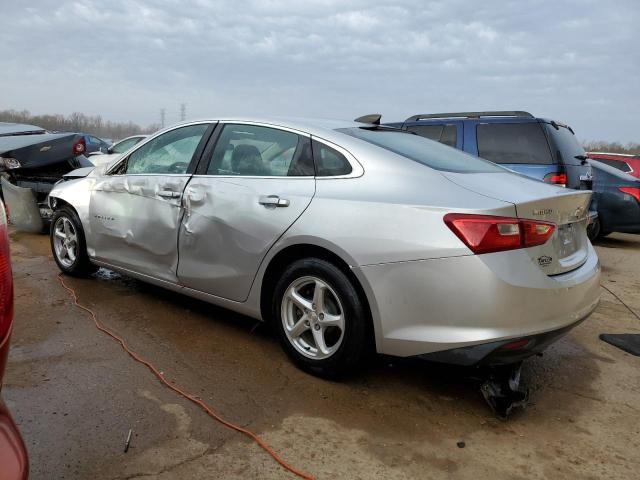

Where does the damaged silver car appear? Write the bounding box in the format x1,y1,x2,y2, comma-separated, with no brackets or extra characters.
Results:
47,118,601,378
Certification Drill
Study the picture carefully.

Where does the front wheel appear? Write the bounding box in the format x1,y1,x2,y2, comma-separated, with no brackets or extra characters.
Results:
50,207,98,276
272,258,369,379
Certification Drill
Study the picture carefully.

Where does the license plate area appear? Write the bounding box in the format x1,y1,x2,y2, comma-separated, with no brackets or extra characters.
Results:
558,223,578,258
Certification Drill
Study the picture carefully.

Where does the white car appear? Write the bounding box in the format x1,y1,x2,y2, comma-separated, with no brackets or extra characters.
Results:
88,135,147,167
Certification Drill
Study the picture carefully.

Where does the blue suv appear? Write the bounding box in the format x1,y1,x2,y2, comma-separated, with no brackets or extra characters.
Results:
387,111,593,191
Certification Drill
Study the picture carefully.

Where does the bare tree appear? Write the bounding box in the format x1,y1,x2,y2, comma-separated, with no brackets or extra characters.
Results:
583,140,640,155
0,109,159,141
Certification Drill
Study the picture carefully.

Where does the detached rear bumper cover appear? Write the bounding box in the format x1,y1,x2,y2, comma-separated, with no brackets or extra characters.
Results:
355,242,600,358
417,317,587,366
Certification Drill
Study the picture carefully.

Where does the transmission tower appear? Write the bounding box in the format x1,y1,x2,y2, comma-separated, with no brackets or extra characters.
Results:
180,103,186,122
160,108,166,129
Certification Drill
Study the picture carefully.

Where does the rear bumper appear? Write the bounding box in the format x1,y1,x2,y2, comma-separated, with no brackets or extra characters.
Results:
0,398,28,480
355,242,601,358
416,316,587,366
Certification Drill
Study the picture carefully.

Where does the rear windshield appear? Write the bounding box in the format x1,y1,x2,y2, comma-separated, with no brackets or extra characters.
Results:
545,124,585,166
337,127,503,173
592,158,631,173
476,122,554,165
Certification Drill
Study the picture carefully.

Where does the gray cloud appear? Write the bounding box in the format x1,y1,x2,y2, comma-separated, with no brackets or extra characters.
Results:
1,0,638,141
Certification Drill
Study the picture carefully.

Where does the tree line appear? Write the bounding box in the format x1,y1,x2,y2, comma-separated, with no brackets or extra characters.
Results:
2,109,638,154
582,141,640,155
0,109,160,141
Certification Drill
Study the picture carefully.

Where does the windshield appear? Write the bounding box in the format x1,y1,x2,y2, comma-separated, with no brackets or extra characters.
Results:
112,136,143,154
337,127,504,173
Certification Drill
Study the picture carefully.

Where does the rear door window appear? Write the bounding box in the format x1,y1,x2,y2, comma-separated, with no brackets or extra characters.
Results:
476,123,554,164
406,124,457,147
206,124,314,176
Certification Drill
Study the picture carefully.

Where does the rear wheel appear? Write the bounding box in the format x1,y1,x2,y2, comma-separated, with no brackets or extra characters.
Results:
272,258,369,378
50,207,98,276
587,217,601,241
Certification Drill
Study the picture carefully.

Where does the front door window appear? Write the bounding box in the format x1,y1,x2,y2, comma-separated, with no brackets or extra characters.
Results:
126,124,209,174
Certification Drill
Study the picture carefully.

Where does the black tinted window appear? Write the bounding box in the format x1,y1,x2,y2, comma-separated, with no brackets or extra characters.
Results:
407,124,457,147
545,124,585,166
407,125,442,140
338,127,503,173
440,125,457,147
476,123,553,165
594,158,631,173
312,141,352,176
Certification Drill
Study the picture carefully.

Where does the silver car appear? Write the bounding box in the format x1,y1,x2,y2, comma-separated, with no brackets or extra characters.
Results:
47,118,600,377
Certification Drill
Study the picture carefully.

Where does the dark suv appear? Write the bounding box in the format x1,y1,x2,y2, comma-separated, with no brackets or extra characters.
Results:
387,111,593,191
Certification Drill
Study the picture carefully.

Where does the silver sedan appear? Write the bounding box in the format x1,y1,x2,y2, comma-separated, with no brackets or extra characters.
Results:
48,117,600,377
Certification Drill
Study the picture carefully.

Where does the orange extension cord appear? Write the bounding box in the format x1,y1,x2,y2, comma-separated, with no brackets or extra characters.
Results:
57,274,315,480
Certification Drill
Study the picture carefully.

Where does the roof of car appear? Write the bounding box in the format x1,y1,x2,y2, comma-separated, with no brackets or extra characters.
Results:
165,117,365,143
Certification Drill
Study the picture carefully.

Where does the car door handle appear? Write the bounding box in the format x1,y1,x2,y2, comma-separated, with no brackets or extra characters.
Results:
259,195,289,207
158,190,181,198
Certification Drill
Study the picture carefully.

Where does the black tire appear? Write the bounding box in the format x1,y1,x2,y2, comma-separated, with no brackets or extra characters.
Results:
50,207,98,277
272,258,369,379
587,217,601,241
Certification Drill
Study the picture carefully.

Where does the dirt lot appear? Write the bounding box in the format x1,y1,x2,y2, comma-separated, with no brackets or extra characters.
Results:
3,231,640,479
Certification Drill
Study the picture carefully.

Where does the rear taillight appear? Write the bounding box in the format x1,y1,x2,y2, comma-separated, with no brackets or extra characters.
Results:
619,187,640,203
0,202,13,343
72,137,86,155
543,172,567,187
444,213,556,254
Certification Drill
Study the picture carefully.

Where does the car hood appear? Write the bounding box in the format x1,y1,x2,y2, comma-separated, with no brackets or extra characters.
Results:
88,153,122,167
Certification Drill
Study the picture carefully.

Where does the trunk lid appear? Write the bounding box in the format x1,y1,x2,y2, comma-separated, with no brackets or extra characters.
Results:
0,132,79,169
443,171,592,275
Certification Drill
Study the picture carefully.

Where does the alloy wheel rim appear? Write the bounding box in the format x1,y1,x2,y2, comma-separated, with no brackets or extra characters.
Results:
281,276,345,360
53,216,78,268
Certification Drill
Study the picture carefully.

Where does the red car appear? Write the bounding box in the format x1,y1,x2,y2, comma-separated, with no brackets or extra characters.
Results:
587,152,640,179
0,202,28,479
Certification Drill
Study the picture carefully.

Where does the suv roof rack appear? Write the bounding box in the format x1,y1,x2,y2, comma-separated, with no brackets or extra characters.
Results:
405,111,535,122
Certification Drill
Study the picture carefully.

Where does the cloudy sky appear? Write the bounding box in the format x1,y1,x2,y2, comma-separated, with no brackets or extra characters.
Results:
1,0,638,141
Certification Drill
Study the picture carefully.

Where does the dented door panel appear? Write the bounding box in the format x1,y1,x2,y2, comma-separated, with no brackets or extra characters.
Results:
90,174,189,281
177,176,315,302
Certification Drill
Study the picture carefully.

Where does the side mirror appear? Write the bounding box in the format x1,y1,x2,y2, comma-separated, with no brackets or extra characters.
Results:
107,146,114,154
